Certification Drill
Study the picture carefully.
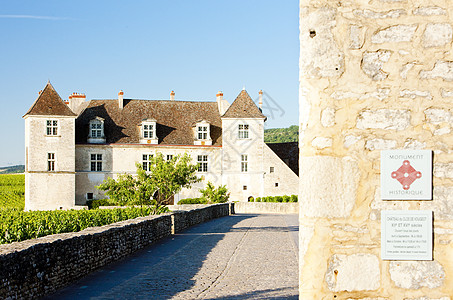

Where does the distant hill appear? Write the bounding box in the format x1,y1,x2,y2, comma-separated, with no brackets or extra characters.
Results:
0,165,25,174
264,125,299,143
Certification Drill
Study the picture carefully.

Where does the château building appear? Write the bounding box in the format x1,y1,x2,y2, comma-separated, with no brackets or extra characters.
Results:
23,82,298,210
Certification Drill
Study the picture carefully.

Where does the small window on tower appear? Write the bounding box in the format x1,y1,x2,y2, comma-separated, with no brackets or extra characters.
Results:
47,153,55,171
243,185,247,190
270,167,274,173
46,120,58,136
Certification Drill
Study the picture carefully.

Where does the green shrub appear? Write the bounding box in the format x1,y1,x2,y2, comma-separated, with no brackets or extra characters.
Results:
0,174,25,210
177,198,207,204
274,196,283,202
255,197,261,202
248,196,254,202
282,195,290,203
200,182,230,203
86,199,118,209
290,195,298,202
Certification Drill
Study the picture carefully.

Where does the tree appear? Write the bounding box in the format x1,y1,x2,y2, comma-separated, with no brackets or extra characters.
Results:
200,182,230,203
97,153,201,214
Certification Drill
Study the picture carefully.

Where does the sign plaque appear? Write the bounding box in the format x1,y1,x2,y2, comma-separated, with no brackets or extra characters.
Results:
381,150,432,200
381,210,433,261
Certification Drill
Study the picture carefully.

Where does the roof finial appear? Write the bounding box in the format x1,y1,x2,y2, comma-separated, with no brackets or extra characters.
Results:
242,85,246,91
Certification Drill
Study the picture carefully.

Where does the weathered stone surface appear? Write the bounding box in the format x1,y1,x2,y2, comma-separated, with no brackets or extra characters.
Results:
389,261,445,289
371,25,417,43
357,109,410,130
413,6,447,16
420,61,453,81
441,88,453,97
362,50,392,80
331,88,390,101
434,126,451,135
434,163,453,179
349,25,365,49
423,23,452,48
400,62,416,79
300,7,344,78
404,297,450,300
325,254,380,292
419,186,453,220
321,107,335,127
424,108,452,124
311,136,333,149
400,89,432,100
365,138,397,150
353,9,406,19
299,156,359,218
370,188,411,221
344,135,361,148
403,139,426,149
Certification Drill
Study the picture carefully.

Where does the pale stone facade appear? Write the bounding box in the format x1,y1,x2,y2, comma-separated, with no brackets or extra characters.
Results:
24,84,298,210
300,0,453,298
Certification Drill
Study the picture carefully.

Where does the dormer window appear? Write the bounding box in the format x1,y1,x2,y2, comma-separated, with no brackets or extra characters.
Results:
140,119,158,144
88,117,106,144
194,120,212,145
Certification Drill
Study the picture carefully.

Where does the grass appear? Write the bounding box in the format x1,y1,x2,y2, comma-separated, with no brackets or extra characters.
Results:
0,174,25,210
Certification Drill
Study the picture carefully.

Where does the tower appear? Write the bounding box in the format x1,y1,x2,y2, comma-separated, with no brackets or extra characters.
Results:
23,82,77,210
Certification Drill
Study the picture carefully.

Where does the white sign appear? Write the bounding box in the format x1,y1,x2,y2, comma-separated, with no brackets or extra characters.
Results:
381,210,433,261
381,150,432,200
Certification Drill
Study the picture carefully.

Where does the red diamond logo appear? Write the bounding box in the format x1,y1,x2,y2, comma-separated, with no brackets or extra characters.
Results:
391,160,422,190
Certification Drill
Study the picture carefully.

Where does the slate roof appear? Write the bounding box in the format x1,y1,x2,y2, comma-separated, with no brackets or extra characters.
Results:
222,90,266,120
266,142,299,175
75,99,222,145
24,82,77,117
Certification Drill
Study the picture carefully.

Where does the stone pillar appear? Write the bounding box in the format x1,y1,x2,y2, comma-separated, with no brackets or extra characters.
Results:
299,0,453,298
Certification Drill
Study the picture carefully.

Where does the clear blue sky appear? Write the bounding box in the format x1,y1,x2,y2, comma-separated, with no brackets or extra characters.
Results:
0,0,299,167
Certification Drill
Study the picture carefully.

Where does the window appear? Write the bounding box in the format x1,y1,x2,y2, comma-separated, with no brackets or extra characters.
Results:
143,124,154,139
238,124,249,139
241,154,248,172
47,153,55,171
86,193,94,200
275,182,279,187
142,154,153,171
166,154,173,161
270,167,274,173
90,154,102,172
91,123,102,138
243,185,247,190
88,118,105,143
197,126,208,140
197,155,208,172
46,120,58,136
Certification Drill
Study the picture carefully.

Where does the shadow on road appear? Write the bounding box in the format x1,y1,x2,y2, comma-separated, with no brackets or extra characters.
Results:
44,214,257,300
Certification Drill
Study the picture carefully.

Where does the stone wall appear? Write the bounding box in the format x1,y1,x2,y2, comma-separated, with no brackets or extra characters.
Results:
299,0,453,299
234,202,299,214
0,203,232,299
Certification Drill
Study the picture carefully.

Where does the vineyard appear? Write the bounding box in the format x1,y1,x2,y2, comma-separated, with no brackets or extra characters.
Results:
0,174,25,210
0,174,165,245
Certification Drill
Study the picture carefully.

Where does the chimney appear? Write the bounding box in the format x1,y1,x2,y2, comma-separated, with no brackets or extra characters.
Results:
170,90,175,101
68,92,86,112
258,90,263,110
118,90,124,109
216,91,224,114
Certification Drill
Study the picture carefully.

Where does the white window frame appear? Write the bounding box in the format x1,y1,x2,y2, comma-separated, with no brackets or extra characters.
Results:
142,154,154,171
238,124,249,139
241,154,248,172
140,119,158,144
90,154,103,172
88,117,106,143
46,119,58,136
143,123,155,139
47,153,55,171
197,155,208,173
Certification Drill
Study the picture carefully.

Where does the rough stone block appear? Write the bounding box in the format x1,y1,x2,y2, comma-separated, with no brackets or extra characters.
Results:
299,156,359,218
424,108,452,124
349,25,365,49
434,163,453,179
389,261,445,289
354,9,406,19
413,6,447,16
400,89,432,100
362,50,392,81
419,186,453,220
423,23,452,48
400,62,416,79
365,138,397,151
403,139,426,149
344,135,361,148
433,126,451,135
311,136,333,149
357,109,411,130
331,88,390,101
440,88,453,97
420,61,453,81
371,25,417,43
321,107,335,127
325,254,380,292
300,7,344,78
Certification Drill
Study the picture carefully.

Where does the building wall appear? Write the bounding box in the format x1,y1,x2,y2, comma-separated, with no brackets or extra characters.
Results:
299,0,453,298
25,116,75,210
263,144,299,196
75,144,222,204
221,118,265,201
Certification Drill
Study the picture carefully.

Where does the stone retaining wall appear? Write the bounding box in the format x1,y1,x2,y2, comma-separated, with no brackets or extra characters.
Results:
234,202,299,214
0,203,233,299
